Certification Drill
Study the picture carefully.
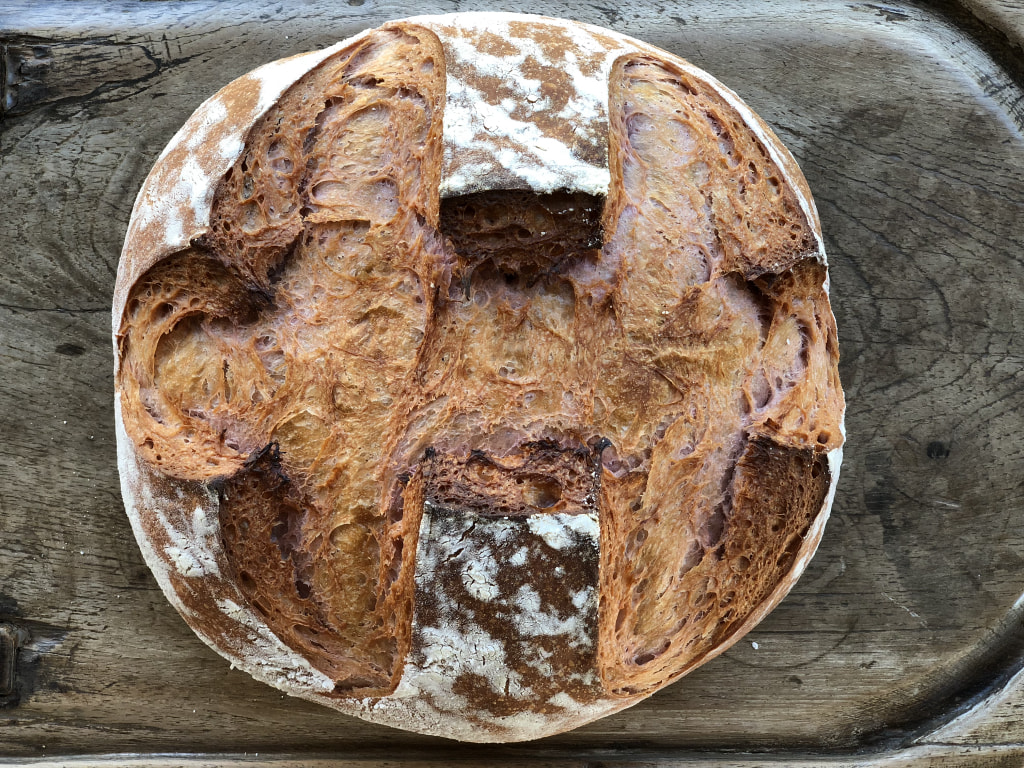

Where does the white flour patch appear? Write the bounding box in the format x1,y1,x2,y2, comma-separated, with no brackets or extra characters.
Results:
159,504,220,579
461,547,500,601
251,39,356,116
511,584,590,643
411,12,637,197
360,502,608,740
508,546,529,567
216,598,335,692
527,512,598,550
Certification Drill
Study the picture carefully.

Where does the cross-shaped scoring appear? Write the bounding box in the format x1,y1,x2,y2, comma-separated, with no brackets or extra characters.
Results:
115,15,844,741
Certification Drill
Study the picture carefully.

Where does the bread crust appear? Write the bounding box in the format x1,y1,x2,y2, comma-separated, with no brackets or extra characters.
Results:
114,13,844,742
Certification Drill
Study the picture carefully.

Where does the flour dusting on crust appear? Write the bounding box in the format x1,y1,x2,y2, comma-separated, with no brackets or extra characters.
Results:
355,504,625,742
115,393,335,696
411,13,638,197
160,505,220,579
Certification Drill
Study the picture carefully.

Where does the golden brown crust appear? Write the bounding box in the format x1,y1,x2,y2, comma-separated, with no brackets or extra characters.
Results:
114,13,844,742
118,23,447,697
594,55,842,696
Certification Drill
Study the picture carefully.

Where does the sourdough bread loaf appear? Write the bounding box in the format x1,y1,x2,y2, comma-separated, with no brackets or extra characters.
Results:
113,13,845,742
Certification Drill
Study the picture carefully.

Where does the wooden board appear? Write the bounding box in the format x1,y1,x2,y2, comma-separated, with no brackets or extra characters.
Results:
2,0,1024,764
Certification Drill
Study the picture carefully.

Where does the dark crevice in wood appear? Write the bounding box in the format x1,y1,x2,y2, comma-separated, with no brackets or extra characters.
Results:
0,32,201,127
0,303,108,314
908,0,1024,129
858,610,1024,753
1,42,8,125
948,0,1024,61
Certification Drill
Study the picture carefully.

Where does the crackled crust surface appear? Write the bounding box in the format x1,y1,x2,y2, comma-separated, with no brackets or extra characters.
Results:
114,13,845,742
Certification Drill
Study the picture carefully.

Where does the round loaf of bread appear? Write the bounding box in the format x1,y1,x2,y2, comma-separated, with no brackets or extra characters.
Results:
113,13,845,742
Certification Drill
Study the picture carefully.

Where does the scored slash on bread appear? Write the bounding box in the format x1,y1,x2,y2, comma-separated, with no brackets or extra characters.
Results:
113,13,845,741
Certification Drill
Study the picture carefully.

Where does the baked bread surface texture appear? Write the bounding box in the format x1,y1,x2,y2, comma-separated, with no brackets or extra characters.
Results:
113,12,845,742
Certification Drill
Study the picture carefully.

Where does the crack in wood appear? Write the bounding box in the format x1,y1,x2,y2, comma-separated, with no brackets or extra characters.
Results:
0,303,108,314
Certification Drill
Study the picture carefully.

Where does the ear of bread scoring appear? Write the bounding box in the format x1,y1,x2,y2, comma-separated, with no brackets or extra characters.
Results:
114,13,844,743
113,37,364,339
118,22,450,698
114,34,379,708
594,54,842,695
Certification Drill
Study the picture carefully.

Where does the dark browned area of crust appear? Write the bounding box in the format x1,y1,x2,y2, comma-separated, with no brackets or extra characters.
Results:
441,190,603,283
117,25,447,696
117,28,844,707
422,441,601,517
723,438,831,606
216,444,397,689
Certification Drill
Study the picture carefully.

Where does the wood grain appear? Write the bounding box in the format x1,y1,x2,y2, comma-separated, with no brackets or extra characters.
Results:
961,0,1024,52
2,0,1024,762
3,744,1024,768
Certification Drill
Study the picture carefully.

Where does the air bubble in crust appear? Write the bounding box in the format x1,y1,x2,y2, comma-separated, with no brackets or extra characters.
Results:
730,555,751,574
633,638,670,666
521,476,562,509
750,369,773,410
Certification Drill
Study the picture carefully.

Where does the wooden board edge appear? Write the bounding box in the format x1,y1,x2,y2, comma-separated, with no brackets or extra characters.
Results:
957,0,1024,55
0,743,1023,768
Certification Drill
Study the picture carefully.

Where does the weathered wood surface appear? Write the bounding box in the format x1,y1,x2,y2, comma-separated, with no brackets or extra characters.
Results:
962,0,1024,52
1,0,1024,764
5,744,1024,768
